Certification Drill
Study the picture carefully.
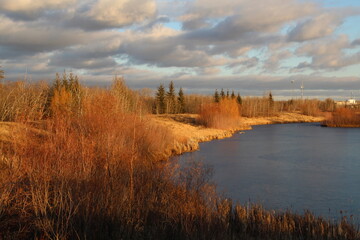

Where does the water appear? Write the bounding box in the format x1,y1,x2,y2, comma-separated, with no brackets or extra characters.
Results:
178,123,360,222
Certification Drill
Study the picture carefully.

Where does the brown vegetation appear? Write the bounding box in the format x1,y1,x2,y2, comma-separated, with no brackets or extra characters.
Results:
197,98,241,129
323,107,360,127
0,78,358,239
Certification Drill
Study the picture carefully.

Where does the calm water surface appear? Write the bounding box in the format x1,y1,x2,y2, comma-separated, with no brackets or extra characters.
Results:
178,123,360,221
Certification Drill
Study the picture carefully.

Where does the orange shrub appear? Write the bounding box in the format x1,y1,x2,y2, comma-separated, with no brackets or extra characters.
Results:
197,98,241,129
324,107,360,127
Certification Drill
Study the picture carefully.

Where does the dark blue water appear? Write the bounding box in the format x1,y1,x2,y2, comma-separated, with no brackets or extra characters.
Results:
178,123,360,222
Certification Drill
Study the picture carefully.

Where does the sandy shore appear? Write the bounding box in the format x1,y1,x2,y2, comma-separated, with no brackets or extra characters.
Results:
152,112,325,158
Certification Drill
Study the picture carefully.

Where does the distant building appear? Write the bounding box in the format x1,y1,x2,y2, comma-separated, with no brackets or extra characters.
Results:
335,101,346,106
346,98,357,105
335,99,357,106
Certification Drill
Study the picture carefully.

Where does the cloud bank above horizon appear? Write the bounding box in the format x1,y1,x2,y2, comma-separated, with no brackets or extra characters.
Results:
1,0,360,99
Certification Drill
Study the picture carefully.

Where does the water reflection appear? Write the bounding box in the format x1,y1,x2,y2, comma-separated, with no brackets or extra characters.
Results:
179,123,360,222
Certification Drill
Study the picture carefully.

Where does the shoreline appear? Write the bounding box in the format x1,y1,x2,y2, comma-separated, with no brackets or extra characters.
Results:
152,112,325,159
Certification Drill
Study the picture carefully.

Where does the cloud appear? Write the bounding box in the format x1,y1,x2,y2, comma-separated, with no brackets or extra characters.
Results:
264,50,293,71
0,0,75,20
181,0,318,31
294,35,360,70
288,13,343,42
84,0,156,29
1,0,360,96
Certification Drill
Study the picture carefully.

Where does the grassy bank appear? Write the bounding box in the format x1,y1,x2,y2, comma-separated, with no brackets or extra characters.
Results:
0,78,358,239
151,112,325,157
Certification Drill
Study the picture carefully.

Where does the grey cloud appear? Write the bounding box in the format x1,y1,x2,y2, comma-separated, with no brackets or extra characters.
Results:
288,13,343,42
352,39,360,46
263,50,293,71
0,0,75,21
294,35,360,70
50,55,117,69
182,18,210,31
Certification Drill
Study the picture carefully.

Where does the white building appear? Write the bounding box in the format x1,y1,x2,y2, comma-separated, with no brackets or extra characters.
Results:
346,98,357,105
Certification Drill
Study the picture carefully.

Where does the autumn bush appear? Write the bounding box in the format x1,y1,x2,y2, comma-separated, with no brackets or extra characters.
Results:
324,107,360,127
197,98,241,129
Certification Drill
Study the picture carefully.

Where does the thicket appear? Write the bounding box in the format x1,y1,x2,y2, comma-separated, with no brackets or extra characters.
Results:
0,76,359,239
323,108,360,127
197,98,242,129
0,81,48,122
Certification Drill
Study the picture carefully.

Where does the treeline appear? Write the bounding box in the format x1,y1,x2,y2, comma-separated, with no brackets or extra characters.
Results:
1,76,359,239
154,81,185,114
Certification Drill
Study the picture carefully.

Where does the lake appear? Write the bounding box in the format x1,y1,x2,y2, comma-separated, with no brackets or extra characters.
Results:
177,123,360,223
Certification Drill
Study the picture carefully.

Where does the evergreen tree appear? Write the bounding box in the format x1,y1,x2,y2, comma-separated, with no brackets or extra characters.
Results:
214,89,220,103
269,91,274,108
178,87,185,113
156,84,166,114
226,89,230,98
166,81,176,113
236,93,242,105
220,88,225,99
231,90,235,99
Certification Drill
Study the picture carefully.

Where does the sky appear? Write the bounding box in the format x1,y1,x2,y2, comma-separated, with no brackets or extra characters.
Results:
0,0,360,99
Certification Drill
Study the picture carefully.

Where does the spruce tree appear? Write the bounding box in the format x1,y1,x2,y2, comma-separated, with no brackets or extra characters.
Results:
220,88,225,99
214,89,220,103
236,93,242,105
231,90,235,99
269,92,274,107
178,87,185,113
166,81,176,113
226,89,230,98
156,84,166,114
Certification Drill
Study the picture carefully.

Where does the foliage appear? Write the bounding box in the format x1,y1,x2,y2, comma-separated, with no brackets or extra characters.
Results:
237,93,242,105
155,84,166,114
214,89,220,103
166,81,176,114
155,82,187,114
220,88,225,99
324,107,360,127
197,98,241,129
47,72,83,117
177,87,185,113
